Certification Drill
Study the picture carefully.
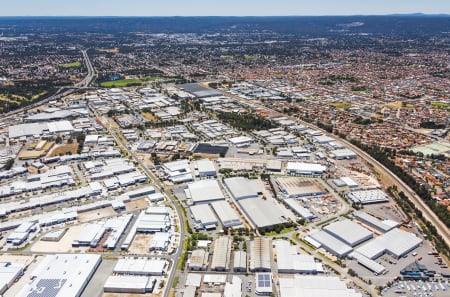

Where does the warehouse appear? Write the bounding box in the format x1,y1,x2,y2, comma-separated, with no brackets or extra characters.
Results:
135,210,171,233
9,121,74,138
323,219,373,247
279,275,362,297
286,162,327,175
312,135,334,144
190,204,218,230
349,252,386,275
330,148,357,160
188,249,209,271
356,228,422,259
283,199,316,222
229,136,253,147
338,177,359,188
276,177,326,198
149,232,172,251
188,179,225,204
238,197,290,229
224,177,260,200
179,83,221,98
309,230,353,258
72,223,107,247
346,189,389,204
211,236,232,271
224,276,242,297
7,222,38,246
233,251,247,272
0,261,25,295
249,238,271,272
275,240,323,274
104,275,156,294
210,201,242,228
195,159,217,177
353,211,397,233
162,159,193,183
17,254,101,297
113,258,166,276
103,214,134,250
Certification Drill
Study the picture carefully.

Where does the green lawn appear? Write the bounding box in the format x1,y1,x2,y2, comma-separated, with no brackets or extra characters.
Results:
100,79,144,87
431,101,450,109
59,61,81,68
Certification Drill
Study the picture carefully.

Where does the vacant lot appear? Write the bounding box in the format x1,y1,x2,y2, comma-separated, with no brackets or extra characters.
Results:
48,143,79,157
31,225,86,253
125,198,149,212
78,207,117,223
128,233,153,254
59,61,81,68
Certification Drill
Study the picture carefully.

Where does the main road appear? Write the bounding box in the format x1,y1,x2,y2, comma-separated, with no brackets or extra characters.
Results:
88,107,186,297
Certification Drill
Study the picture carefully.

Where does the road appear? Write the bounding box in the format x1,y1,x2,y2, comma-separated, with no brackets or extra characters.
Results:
2,49,95,120
88,107,186,297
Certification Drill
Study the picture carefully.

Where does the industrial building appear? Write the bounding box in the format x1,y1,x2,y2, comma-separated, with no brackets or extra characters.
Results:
356,228,422,259
276,177,326,198
187,179,225,204
195,159,217,177
353,211,398,233
9,120,75,139
238,196,291,229
149,232,172,251
249,238,271,272
286,162,327,175
7,222,38,246
190,204,218,230
211,236,232,271
349,252,387,275
104,275,156,294
346,189,389,204
279,275,362,297
224,177,260,200
307,230,353,258
17,254,101,297
188,249,209,271
210,200,243,228
233,251,247,272
113,258,166,276
283,199,316,221
274,240,323,274
0,261,25,295
323,219,373,247
229,136,253,147
224,276,242,297
162,159,193,183
330,148,357,160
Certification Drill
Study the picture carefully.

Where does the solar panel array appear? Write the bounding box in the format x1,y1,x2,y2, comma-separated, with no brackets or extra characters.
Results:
27,279,66,297
257,274,271,288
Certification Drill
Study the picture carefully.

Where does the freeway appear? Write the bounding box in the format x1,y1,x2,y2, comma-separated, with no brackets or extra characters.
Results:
2,49,95,120
88,106,186,297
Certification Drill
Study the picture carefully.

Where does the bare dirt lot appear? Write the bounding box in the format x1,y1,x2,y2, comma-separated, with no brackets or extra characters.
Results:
128,233,153,254
31,225,87,253
125,198,149,212
78,206,118,223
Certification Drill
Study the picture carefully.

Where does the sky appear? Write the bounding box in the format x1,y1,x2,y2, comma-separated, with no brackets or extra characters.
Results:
1,0,449,16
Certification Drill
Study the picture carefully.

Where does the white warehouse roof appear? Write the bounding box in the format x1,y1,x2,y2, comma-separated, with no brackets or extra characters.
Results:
188,179,225,204
210,201,242,228
224,177,259,200
286,162,327,175
275,240,322,274
279,275,362,297
309,230,353,258
323,219,373,247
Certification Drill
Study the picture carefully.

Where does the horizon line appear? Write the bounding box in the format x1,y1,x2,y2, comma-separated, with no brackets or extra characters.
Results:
0,13,449,18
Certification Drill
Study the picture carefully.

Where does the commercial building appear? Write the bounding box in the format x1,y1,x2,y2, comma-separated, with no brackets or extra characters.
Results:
323,219,373,247
255,273,273,295
188,179,225,204
162,159,193,183
211,236,232,271
286,162,327,175
275,240,323,274
356,228,422,259
104,276,156,294
249,238,271,272
330,148,357,160
113,258,166,276
279,275,362,297
17,254,101,297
